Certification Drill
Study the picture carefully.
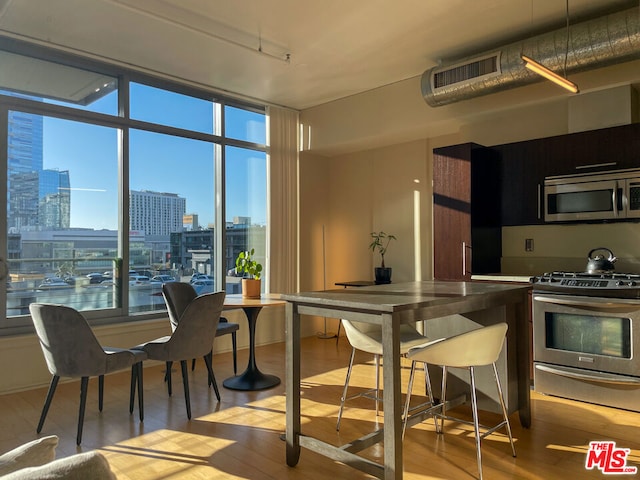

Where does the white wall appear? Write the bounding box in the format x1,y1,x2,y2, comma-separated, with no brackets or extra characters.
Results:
299,60,640,286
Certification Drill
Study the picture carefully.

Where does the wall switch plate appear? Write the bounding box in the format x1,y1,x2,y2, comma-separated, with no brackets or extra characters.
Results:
525,238,534,252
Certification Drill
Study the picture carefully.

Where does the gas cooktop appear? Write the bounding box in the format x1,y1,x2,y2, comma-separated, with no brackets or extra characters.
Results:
530,271,640,299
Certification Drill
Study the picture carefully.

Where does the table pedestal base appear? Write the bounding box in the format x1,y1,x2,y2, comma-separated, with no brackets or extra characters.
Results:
222,303,281,391
223,370,280,391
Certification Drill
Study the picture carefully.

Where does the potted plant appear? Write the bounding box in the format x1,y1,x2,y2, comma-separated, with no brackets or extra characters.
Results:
235,248,263,298
369,231,396,284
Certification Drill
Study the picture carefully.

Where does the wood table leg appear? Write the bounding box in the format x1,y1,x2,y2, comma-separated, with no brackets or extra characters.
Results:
286,302,301,466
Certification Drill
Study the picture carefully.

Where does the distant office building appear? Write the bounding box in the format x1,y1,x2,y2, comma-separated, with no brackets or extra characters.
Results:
183,213,199,231
7,107,45,231
7,108,43,175
170,228,214,273
8,169,70,231
130,190,186,236
39,169,71,229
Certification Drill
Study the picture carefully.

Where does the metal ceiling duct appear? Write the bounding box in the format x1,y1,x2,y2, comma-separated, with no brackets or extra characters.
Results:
422,5,640,107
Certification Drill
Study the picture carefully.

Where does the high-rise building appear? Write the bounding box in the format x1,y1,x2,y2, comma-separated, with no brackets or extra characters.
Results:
8,169,70,231
130,190,186,236
7,109,43,175
7,108,45,232
39,169,71,229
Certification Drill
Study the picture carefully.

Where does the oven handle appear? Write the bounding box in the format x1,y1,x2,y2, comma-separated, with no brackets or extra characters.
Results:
533,294,640,312
535,364,640,386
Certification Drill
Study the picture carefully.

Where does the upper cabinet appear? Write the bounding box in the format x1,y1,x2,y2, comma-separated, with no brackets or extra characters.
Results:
498,123,640,226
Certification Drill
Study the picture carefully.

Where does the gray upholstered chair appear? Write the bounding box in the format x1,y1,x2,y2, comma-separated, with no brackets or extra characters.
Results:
336,319,434,431
134,290,225,419
29,303,147,445
162,282,238,400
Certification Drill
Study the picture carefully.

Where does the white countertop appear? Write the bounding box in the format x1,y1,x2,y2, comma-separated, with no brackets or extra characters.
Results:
471,274,533,284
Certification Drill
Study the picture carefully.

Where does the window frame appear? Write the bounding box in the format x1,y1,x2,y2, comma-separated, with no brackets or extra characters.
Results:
0,37,268,335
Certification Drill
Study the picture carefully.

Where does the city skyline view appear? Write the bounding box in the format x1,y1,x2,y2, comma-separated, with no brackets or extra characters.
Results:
2,56,268,319
39,86,267,231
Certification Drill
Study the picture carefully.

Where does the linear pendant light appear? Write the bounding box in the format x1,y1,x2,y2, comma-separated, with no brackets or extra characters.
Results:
521,0,578,94
521,54,579,93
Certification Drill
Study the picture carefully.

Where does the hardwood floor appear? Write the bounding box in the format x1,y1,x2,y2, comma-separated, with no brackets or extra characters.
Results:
1,335,639,479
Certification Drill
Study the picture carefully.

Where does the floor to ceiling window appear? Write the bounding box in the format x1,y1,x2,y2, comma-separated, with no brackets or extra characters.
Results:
0,40,268,333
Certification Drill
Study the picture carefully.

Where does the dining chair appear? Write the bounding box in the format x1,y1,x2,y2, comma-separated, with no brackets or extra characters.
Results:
29,303,147,445
403,323,516,480
134,291,225,419
162,282,238,400
336,319,434,431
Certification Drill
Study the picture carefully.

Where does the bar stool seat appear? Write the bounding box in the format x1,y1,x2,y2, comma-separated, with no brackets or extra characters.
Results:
403,323,516,480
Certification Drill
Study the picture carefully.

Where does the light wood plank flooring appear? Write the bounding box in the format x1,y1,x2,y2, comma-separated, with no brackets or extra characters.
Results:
0,336,638,479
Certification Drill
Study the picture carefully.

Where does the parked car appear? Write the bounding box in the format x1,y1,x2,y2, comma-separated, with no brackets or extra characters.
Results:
86,272,106,284
129,275,150,286
37,279,71,290
151,275,175,284
190,274,213,284
191,278,214,294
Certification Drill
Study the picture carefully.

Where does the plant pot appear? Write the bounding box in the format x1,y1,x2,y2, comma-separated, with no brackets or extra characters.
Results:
242,278,261,299
374,267,392,285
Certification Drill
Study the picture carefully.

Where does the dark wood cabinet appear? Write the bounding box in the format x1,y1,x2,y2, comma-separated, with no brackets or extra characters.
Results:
433,143,501,280
499,140,547,226
499,122,640,226
546,123,640,175
434,124,640,278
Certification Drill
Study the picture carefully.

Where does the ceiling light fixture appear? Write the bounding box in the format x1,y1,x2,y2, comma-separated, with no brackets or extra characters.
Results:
522,0,578,94
521,54,579,93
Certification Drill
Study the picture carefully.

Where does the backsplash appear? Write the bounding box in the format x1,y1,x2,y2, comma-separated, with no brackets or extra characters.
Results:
501,223,640,275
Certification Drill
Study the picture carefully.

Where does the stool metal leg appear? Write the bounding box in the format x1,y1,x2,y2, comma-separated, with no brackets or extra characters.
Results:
403,360,436,438
469,366,484,480
493,362,516,457
402,360,417,438
437,366,447,434
336,347,356,431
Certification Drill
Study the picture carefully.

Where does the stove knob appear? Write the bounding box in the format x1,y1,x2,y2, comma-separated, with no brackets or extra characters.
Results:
629,281,636,287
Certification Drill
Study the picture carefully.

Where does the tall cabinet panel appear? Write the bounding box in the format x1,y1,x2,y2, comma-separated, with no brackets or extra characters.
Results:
433,143,501,280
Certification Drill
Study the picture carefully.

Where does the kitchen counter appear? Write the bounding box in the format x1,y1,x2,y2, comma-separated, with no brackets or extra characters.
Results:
282,280,530,480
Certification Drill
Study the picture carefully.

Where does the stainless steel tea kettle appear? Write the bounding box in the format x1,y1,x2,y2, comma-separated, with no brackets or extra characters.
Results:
586,247,617,273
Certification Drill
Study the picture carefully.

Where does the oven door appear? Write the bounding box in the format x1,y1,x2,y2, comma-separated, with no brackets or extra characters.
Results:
533,294,639,377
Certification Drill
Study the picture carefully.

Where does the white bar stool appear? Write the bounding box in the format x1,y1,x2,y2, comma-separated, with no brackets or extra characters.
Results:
403,322,516,480
336,319,434,431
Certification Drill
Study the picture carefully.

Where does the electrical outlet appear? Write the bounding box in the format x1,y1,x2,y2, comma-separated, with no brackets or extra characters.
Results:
525,238,534,252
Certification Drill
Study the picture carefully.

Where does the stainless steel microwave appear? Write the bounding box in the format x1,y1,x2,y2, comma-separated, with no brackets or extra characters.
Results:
544,168,640,222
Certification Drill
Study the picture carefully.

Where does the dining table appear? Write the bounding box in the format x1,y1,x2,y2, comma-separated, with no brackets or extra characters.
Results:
282,280,531,480
222,293,285,391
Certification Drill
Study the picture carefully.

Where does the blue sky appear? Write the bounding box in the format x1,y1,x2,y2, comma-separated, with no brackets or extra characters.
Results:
42,85,267,230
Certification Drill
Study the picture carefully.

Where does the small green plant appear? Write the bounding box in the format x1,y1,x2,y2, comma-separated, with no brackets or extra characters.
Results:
369,231,396,268
235,248,263,279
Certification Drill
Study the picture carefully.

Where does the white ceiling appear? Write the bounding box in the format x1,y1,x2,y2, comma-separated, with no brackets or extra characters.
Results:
0,0,636,110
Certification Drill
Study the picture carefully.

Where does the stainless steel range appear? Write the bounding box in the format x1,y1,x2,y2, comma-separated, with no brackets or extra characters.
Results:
531,271,640,412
